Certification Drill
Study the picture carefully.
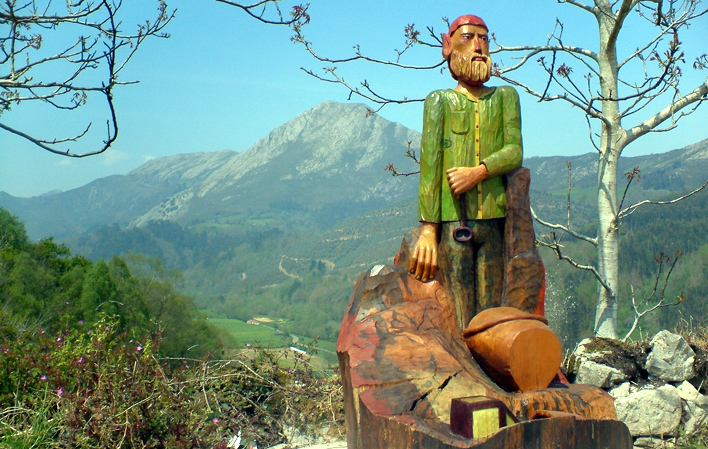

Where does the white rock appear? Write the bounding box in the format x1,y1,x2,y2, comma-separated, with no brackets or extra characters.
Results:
609,381,634,399
677,380,708,434
615,384,682,436
575,359,628,388
646,330,695,382
570,338,602,374
572,338,595,359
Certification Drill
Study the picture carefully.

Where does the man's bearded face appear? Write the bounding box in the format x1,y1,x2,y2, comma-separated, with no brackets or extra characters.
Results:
449,49,492,86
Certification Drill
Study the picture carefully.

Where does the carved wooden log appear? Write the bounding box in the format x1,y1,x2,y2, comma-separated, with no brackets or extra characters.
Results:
463,307,562,392
336,265,631,449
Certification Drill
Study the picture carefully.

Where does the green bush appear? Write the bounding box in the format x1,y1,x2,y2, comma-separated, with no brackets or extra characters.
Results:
0,315,344,448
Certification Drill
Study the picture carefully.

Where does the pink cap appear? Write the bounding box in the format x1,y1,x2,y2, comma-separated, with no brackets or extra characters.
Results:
448,14,488,35
442,15,488,60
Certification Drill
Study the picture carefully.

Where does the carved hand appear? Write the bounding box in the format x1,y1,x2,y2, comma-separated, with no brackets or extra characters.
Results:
408,223,439,282
446,164,488,199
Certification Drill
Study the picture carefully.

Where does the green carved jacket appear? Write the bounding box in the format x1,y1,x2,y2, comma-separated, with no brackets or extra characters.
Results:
418,86,523,223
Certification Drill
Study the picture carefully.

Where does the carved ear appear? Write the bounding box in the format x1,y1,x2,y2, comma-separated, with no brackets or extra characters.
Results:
442,32,452,60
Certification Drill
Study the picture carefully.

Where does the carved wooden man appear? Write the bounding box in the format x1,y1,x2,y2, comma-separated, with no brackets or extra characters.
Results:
408,15,523,330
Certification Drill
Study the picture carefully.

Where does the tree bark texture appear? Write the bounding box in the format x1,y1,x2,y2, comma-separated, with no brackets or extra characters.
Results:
594,1,624,338
336,264,630,448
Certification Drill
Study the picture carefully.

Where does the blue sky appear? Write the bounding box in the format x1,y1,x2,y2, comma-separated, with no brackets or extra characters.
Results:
2,0,707,197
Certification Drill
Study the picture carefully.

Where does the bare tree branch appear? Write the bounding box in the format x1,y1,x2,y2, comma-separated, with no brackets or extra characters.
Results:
302,67,427,112
531,206,598,246
557,0,596,15
537,231,611,291
385,140,421,177
618,178,708,220
293,23,444,70
622,251,685,341
214,0,309,26
607,0,636,53
624,77,708,145
1,0,175,157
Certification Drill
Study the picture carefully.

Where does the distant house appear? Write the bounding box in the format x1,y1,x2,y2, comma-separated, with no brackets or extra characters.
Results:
246,320,260,326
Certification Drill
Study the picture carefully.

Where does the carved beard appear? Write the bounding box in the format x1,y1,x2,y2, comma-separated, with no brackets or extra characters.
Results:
449,50,492,86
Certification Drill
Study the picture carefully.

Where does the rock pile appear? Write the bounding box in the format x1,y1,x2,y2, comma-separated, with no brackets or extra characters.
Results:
569,330,708,448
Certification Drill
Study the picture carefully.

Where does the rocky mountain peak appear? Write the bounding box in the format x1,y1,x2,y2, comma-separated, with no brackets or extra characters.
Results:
129,150,236,183
193,101,419,195
129,100,420,227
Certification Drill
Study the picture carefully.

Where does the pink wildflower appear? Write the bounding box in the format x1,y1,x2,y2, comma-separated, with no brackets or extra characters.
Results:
212,417,219,423
57,388,64,396
136,346,143,352
41,375,47,381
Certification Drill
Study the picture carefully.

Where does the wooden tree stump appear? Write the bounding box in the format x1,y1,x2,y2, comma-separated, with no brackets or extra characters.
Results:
503,168,545,313
336,265,632,448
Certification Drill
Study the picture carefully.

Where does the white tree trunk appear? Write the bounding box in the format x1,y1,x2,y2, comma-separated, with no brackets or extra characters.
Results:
593,1,624,338
594,151,620,338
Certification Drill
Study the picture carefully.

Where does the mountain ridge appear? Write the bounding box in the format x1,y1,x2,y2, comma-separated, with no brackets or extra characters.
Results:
1,101,421,238
1,100,707,240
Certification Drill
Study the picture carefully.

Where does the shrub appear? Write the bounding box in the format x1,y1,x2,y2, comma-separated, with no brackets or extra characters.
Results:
0,315,344,448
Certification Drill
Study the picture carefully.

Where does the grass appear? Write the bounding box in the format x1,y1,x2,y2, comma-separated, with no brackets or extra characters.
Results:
207,318,292,347
207,317,341,365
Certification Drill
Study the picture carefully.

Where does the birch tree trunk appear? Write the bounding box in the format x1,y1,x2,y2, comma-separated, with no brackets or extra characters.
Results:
593,1,624,338
595,150,621,338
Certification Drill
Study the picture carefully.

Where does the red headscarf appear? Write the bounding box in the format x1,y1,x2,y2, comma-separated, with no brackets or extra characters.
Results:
442,14,488,60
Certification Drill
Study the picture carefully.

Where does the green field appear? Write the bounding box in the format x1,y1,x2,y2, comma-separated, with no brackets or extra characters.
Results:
208,317,339,364
207,318,292,347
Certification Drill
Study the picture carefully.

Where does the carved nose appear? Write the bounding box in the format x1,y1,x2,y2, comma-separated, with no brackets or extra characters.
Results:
474,39,483,53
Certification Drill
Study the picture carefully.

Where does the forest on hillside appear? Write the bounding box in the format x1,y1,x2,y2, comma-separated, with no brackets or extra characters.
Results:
55,184,708,348
0,208,229,359
538,189,708,346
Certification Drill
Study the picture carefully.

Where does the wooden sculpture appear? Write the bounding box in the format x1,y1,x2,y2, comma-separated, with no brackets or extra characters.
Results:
336,13,632,449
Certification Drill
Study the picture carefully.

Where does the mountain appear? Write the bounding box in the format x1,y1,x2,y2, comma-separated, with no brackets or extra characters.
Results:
0,150,236,239
526,138,708,194
1,101,420,239
3,99,708,344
